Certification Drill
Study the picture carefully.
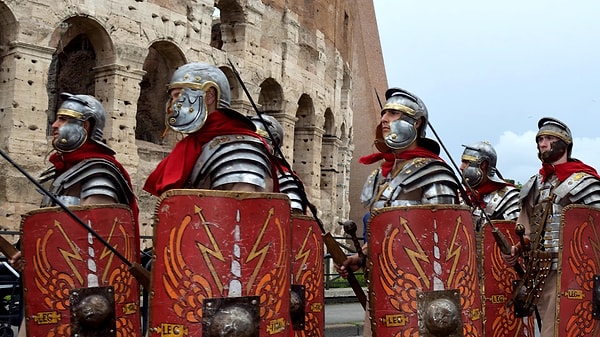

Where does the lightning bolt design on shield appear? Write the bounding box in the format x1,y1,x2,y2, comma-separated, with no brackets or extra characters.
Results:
99,217,125,285
55,220,85,285
245,207,274,293
194,205,226,294
294,225,313,282
401,216,431,289
445,215,463,288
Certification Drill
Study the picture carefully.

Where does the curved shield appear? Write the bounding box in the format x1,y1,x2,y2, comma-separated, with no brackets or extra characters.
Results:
479,220,535,337
21,204,141,337
148,189,291,337
368,205,483,337
556,205,600,337
290,214,324,337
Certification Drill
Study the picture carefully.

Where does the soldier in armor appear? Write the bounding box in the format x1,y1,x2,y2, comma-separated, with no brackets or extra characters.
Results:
336,87,459,337
503,117,600,337
251,114,308,213
10,92,138,337
143,62,274,196
460,141,520,227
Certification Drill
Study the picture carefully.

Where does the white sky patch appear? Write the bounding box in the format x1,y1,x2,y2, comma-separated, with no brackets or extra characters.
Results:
374,0,600,185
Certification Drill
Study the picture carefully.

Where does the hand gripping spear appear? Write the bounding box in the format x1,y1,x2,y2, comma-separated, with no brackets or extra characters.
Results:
0,148,151,289
228,59,367,309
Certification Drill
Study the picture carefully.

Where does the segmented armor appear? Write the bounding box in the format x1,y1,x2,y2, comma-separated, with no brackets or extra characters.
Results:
521,171,600,269
39,158,132,207
187,134,272,190
278,172,307,212
361,158,459,209
472,185,520,228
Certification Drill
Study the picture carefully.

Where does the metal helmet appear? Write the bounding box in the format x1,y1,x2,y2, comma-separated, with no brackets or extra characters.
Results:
536,117,573,161
165,62,232,133
381,88,428,150
54,93,109,153
461,141,505,187
251,114,284,153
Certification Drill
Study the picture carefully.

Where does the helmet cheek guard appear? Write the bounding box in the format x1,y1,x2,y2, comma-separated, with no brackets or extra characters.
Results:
166,62,233,134
54,92,113,154
536,117,573,160
54,121,88,153
538,139,568,163
462,165,484,188
384,118,418,150
166,87,208,133
461,141,505,185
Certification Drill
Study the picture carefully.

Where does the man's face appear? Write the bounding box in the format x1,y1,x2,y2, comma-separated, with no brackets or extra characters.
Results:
536,134,568,163
51,115,71,141
536,134,557,153
380,109,403,137
460,159,470,172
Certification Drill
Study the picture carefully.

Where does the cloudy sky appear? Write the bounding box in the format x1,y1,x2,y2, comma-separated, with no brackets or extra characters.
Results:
373,0,600,184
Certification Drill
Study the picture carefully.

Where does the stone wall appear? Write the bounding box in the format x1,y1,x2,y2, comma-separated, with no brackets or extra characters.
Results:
0,0,386,246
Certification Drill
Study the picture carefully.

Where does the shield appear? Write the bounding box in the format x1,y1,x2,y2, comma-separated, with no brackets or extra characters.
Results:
21,204,141,337
290,214,324,337
148,189,291,337
479,220,536,337
367,205,483,337
556,204,600,337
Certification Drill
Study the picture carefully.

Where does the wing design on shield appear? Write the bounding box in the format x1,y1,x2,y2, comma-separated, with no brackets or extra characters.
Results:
480,221,535,337
557,205,600,337
149,189,291,337
21,205,141,337
369,205,483,337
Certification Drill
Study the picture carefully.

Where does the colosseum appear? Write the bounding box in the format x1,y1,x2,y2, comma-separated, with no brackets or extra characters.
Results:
0,0,387,245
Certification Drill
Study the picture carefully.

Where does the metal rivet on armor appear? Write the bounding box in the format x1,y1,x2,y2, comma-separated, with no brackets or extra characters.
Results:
183,74,190,80
177,103,182,108
391,134,397,139
61,138,67,144
169,117,176,124
188,108,194,113
194,76,201,82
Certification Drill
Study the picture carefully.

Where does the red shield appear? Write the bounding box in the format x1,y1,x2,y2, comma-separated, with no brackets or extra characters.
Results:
21,205,141,337
556,205,600,337
479,220,536,337
148,189,291,336
368,205,483,337
290,214,324,337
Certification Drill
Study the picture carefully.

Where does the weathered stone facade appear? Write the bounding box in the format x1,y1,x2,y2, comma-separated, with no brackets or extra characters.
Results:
0,0,386,245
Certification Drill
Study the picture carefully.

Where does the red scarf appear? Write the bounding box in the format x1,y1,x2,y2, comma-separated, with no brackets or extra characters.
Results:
143,110,261,196
467,180,511,208
539,159,600,183
359,147,444,177
49,141,140,241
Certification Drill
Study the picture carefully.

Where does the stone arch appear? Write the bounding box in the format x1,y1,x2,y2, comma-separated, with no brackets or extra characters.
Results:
296,94,315,128
215,0,246,46
293,94,320,200
320,108,338,216
323,108,335,137
258,78,283,113
46,16,115,135
0,2,17,54
136,41,186,145
0,2,17,143
257,78,294,157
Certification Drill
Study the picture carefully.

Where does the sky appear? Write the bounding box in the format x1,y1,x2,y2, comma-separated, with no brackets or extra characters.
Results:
373,0,600,184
